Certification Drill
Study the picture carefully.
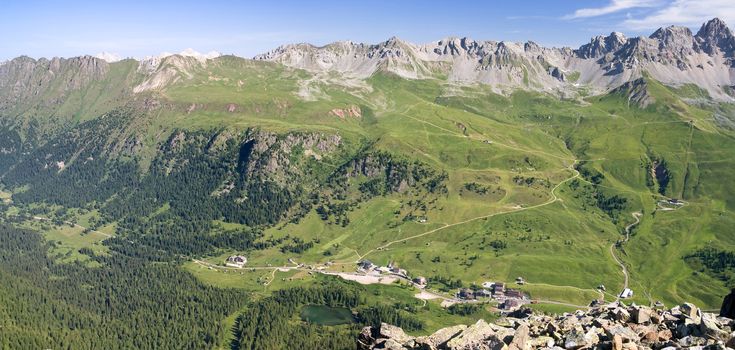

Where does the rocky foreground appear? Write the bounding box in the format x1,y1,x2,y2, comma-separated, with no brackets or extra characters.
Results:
357,302,734,350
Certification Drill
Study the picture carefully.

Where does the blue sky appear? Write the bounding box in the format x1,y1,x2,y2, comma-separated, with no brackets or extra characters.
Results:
2,0,734,61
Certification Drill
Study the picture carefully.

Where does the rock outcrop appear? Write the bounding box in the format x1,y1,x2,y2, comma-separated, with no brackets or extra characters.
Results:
611,78,655,108
357,302,734,350
722,289,735,319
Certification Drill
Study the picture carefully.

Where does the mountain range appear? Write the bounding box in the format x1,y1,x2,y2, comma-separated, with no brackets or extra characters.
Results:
3,17,735,113
1,17,735,350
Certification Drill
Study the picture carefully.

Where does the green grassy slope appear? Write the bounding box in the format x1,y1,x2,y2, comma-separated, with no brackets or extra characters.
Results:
2,55,734,312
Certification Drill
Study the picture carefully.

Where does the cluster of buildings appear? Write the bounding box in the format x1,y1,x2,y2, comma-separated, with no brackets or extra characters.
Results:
225,255,247,268
357,260,529,311
358,260,408,278
413,276,427,286
459,280,529,311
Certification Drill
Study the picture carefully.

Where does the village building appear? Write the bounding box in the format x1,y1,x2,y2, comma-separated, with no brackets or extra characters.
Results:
481,281,495,289
413,276,427,286
475,289,492,298
515,276,525,285
225,255,247,268
505,289,525,300
377,266,391,274
619,288,634,299
502,298,523,310
358,260,376,271
458,288,476,300
492,282,506,297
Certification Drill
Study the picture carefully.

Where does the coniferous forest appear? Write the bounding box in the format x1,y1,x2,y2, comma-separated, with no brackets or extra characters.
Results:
0,223,245,349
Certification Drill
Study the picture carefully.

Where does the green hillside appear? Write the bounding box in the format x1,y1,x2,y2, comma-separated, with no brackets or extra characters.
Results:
1,55,734,348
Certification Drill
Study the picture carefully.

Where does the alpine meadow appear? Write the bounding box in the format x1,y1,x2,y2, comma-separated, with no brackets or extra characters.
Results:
2,2,735,349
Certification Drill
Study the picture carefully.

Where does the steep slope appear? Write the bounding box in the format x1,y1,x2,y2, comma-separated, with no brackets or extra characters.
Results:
0,56,139,128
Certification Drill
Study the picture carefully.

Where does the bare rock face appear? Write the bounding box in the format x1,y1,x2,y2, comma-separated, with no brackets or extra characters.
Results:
254,17,735,101
577,32,627,59
380,323,415,345
237,130,342,184
330,105,362,119
632,306,652,324
0,55,122,119
649,26,698,56
445,320,497,350
357,302,733,350
696,18,735,56
507,323,530,350
415,325,467,349
720,288,735,319
611,78,654,108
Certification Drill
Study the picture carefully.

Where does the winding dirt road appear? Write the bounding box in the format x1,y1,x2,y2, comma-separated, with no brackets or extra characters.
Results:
357,163,580,261
611,212,641,301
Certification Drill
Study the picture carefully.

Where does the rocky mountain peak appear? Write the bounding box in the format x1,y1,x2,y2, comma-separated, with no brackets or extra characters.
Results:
523,41,541,53
251,42,312,61
649,25,697,53
383,36,405,46
371,36,413,58
696,17,735,56
577,32,628,59
697,17,731,38
432,37,482,57
650,25,694,40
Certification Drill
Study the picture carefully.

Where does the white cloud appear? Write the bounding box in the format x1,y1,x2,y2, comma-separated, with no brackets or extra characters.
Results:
141,49,222,63
564,0,661,19
621,0,735,30
178,48,221,60
94,52,122,62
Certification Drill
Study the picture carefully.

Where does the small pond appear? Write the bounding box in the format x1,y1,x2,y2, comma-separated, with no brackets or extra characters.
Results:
300,305,355,326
